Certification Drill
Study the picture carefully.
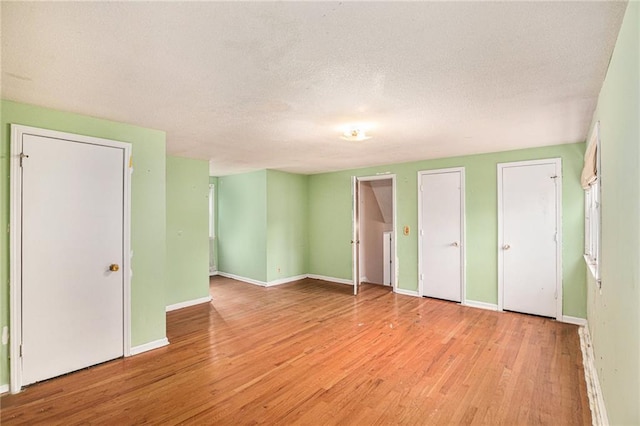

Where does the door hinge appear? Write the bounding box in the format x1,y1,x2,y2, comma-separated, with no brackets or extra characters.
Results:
19,344,23,357
554,291,558,300
419,274,424,281
420,184,423,192
19,152,29,167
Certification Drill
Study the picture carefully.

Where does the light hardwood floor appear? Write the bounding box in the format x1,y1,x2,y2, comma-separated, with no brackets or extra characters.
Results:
1,276,591,425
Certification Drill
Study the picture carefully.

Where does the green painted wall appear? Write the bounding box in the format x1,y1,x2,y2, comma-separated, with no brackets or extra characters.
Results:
585,2,639,424
217,170,267,282
308,143,586,316
0,100,167,387
166,156,210,306
216,170,308,284
266,170,309,282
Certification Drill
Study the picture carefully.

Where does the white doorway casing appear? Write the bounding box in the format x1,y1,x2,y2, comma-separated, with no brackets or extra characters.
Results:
9,125,132,393
497,158,562,319
352,175,397,295
418,168,466,302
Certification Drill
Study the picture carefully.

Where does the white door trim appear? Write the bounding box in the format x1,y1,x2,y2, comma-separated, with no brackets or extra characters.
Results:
9,125,132,393
417,167,466,302
497,158,563,320
351,176,358,294
351,174,397,293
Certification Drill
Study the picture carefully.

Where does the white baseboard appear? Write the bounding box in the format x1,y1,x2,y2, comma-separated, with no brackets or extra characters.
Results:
266,274,307,287
562,315,588,326
307,274,353,285
219,272,354,287
166,295,212,312
209,270,219,277
217,271,267,287
394,287,420,297
579,325,608,426
463,300,499,311
130,337,169,356
0,384,9,394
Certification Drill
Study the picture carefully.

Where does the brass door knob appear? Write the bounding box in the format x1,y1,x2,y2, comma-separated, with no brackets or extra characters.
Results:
109,264,120,272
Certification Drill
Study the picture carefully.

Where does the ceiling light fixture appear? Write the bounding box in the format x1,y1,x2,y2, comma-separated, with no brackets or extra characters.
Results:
341,128,371,142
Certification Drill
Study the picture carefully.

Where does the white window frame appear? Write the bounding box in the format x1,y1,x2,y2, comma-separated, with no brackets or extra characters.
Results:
584,123,601,286
209,183,216,239
209,183,217,274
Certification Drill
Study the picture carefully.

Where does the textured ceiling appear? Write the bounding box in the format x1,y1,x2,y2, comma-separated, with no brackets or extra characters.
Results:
1,1,627,176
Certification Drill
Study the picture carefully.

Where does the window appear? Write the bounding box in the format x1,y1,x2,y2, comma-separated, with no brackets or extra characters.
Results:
208,184,216,239
585,180,600,271
583,122,601,284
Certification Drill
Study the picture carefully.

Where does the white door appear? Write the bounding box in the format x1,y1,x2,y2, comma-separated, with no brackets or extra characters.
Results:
499,159,561,318
419,169,464,302
21,133,125,385
383,232,392,286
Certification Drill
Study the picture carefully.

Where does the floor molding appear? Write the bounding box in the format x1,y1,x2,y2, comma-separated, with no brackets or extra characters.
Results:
562,315,588,326
0,384,9,395
219,272,355,287
307,274,353,285
579,325,609,426
463,300,499,311
394,287,420,297
217,273,435,300
166,296,212,312
217,271,267,287
130,337,169,356
266,274,308,287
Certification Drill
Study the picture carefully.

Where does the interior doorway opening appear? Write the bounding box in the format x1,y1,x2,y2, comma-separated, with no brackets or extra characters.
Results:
352,175,396,295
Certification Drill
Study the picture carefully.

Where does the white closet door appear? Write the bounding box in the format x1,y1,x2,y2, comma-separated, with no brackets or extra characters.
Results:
419,169,464,302
500,160,560,318
21,134,125,385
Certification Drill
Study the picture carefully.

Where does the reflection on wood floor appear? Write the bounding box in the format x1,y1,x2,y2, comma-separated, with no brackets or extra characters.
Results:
1,276,590,425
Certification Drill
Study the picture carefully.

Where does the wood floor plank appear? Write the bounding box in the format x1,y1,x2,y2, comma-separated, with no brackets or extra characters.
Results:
1,276,591,425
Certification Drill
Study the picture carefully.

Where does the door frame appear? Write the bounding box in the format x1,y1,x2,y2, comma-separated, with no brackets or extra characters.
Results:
497,158,563,320
351,174,397,295
9,125,133,393
417,167,466,301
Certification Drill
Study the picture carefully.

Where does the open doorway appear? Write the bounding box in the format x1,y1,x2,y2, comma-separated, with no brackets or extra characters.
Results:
352,175,396,295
